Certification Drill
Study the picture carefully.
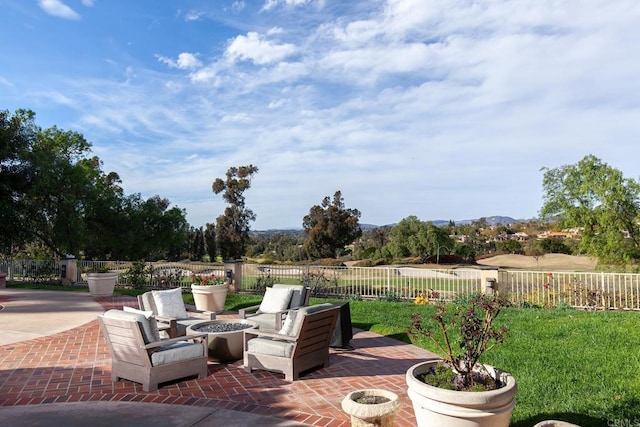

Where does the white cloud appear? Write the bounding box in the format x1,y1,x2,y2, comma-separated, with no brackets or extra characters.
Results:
81,0,95,7
231,1,246,13
10,0,640,229
262,0,319,12
185,10,203,21
38,0,81,20
156,53,202,70
225,32,297,65
0,76,14,87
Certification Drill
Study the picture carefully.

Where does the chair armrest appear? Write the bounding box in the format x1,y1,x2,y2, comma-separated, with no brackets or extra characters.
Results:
186,306,216,320
239,304,261,319
144,332,209,350
154,316,178,337
243,329,297,342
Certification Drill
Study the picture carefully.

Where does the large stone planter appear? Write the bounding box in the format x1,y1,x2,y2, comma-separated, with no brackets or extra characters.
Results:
406,361,517,427
87,272,117,297
341,389,402,427
191,284,228,313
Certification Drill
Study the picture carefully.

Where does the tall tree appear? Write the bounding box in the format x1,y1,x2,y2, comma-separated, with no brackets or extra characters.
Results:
204,222,217,261
303,191,362,259
212,165,259,260
540,154,640,263
386,216,453,261
0,109,39,254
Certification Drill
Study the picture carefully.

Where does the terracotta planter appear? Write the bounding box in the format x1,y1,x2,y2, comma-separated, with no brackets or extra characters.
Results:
341,389,402,427
191,284,228,313
87,272,117,297
406,361,517,427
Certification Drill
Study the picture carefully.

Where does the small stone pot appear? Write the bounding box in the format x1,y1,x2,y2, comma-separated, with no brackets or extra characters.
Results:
341,389,403,427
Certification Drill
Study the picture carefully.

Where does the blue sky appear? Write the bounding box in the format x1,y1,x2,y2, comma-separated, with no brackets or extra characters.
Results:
2,0,639,229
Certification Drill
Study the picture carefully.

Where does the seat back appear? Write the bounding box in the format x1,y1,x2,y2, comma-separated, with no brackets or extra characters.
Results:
137,292,158,314
291,305,340,359
98,311,152,369
272,284,311,309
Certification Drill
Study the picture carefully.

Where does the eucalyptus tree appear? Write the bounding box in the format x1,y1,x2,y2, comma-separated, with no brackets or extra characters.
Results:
212,165,259,260
540,154,640,263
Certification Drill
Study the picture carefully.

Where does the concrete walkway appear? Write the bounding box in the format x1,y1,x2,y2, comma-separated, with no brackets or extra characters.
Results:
0,288,104,345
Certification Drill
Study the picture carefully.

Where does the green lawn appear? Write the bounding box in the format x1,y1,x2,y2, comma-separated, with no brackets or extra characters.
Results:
321,297,640,426
8,283,639,425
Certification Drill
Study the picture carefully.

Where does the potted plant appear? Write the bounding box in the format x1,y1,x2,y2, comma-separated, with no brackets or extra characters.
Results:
341,388,402,427
190,273,228,313
406,293,517,427
86,266,118,297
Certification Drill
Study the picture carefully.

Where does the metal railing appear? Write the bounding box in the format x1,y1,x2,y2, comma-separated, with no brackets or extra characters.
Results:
3,258,640,310
76,260,226,289
242,264,483,301
499,270,640,310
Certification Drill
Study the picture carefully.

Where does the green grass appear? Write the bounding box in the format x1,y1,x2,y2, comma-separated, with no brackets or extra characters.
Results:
8,283,639,425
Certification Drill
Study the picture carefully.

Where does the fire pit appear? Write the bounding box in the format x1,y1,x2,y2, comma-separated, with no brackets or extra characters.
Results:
186,319,258,362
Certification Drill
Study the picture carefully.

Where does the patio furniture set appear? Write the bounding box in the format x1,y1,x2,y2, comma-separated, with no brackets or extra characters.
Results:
98,284,349,391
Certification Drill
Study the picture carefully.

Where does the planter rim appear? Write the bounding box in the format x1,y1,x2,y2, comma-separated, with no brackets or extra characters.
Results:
87,271,118,276
406,359,517,405
341,388,403,418
191,283,228,288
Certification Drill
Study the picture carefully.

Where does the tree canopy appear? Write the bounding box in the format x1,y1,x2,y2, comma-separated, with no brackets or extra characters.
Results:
540,154,640,263
302,191,362,259
387,215,454,261
1,109,188,260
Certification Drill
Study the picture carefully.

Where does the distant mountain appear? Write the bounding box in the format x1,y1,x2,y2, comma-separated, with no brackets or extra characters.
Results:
254,216,522,233
432,216,519,227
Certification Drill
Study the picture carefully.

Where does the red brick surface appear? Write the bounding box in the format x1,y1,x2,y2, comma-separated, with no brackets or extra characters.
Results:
0,296,438,426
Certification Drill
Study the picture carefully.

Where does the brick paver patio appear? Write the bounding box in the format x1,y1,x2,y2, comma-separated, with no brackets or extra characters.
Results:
0,295,438,426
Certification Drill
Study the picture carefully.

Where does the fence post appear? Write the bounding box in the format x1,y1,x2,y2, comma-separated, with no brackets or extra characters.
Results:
480,266,499,295
58,256,77,285
224,260,244,293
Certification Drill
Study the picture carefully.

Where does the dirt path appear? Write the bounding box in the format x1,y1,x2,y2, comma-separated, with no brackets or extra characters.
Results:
476,253,598,271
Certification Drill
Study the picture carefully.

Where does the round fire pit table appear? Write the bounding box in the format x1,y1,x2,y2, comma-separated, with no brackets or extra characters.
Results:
186,319,258,362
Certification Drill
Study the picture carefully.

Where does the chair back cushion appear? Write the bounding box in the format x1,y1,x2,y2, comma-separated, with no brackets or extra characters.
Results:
103,309,159,344
151,288,188,319
290,303,335,337
122,306,161,342
258,287,293,314
278,311,297,336
273,284,306,308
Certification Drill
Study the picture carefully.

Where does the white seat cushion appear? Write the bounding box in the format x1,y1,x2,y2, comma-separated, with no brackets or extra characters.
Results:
152,288,188,319
247,337,294,358
258,287,293,314
151,341,203,366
